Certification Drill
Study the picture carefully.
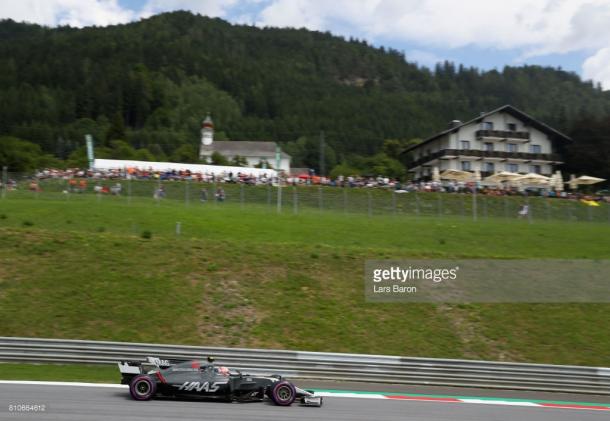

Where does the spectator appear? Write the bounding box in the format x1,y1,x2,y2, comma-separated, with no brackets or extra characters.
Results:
215,187,225,202
518,204,529,219
111,183,122,195
154,186,166,199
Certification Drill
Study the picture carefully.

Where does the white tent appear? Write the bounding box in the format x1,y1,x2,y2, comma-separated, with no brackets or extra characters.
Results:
93,159,278,178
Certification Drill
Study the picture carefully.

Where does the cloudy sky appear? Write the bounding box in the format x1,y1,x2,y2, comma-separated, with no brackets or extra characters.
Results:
2,0,610,89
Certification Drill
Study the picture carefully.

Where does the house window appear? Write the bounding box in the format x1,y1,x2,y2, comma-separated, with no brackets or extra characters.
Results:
484,162,495,173
530,144,541,153
483,121,494,130
483,142,494,152
530,165,541,174
506,123,517,131
461,161,471,171
507,163,519,173
460,140,470,150
506,143,517,152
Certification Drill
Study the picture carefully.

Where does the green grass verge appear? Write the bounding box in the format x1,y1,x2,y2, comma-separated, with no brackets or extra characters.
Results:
0,363,118,383
0,195,609,366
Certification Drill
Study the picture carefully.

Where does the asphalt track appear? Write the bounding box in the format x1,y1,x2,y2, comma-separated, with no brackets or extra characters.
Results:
2,383,610,421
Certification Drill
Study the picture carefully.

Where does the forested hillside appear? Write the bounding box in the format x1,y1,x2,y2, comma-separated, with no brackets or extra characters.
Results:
1,11,609,178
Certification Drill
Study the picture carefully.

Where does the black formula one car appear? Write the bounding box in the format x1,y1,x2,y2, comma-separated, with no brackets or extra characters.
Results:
118,356,323,407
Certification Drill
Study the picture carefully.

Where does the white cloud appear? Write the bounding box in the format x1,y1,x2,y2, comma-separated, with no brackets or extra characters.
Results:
0,0,135,27
139,0,239,19
252,0,610,89
252,0,602,51
583,47,610,89
2,0,610,88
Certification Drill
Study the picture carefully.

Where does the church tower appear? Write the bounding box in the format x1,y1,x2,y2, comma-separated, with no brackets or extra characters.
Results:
199,113,214,160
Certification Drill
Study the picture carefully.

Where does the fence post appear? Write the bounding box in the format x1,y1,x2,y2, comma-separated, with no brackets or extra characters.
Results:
318,185,323,211
460,194,465,218
367,191,372,217
127,176,132,206
156,177,161,206
277,183,282,214
437,193,442,218
293,186,298,215
175,221,181,236
240,183,245,210
472,188,478,222
1,166,7,199
267,183,271,208
185,180,190,207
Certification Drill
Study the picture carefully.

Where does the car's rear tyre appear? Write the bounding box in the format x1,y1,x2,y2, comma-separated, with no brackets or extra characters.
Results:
129,375,156,401
270,381,296,406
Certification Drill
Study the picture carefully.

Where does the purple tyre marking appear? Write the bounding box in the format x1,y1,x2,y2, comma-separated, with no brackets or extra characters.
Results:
129,375,156,401
270,381,296,406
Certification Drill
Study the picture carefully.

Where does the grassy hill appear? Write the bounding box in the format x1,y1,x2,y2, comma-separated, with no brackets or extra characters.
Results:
1,193,609,366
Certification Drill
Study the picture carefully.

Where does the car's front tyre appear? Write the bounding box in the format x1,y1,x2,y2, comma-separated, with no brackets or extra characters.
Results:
269,381,296,406
129,375,156,401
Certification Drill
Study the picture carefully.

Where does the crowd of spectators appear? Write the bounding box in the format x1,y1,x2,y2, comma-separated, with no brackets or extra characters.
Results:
0,167,603,203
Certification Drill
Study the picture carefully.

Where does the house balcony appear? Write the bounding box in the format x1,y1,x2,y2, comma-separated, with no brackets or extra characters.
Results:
475,129,530,141
409,149,561,169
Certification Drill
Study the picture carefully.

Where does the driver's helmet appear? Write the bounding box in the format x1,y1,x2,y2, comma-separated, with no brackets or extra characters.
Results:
218,366,230,376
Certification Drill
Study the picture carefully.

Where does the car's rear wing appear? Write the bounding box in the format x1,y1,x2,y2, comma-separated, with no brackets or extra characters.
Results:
118,357,184,384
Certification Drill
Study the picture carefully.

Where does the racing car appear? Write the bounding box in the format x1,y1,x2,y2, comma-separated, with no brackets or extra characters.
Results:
118,356,323,407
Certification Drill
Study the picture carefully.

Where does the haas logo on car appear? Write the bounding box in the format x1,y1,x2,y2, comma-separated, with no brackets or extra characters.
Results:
176,381,224,392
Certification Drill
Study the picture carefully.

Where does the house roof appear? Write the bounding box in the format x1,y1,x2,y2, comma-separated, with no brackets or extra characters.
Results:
402,105,572,155
201,141,291,159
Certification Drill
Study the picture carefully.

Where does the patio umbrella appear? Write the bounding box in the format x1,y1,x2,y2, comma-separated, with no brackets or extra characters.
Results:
484,171,521,184
514,173,550,186
553,170,564,192
572,175,606,185
440,169,473,181
568,174,578,190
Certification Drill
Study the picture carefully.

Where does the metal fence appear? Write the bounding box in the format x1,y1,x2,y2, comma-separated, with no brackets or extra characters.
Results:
1,173,609,224
1,337,609,394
